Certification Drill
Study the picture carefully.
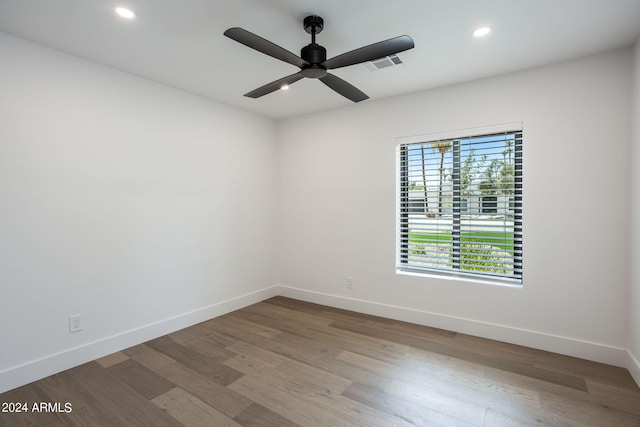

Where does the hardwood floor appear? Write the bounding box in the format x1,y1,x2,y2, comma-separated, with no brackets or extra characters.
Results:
1,296,639,426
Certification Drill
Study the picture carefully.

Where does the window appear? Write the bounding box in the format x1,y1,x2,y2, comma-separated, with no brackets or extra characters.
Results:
482,196,498,214
397,126,523,284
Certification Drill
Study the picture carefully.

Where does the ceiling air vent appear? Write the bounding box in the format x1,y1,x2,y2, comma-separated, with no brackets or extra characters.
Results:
362,54,403,71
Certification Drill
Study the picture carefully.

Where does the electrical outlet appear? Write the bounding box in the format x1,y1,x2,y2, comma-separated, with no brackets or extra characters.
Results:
346,276,354,289
69,314,82,333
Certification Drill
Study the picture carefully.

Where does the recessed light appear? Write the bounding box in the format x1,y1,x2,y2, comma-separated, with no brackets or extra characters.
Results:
115,6,136,20
473,27,491,38
280,84,290,91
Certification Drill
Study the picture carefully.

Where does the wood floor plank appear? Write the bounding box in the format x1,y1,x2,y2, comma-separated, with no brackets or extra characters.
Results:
219,314,284,340
152,387,241,427
228,375,350,427
533,352,639,391
123,344,177,371
436,360,541,409
343,349,547,426
241,300,334,328
482,408,546,427
262,296,329,315
484,363,640,421
232,403,301,427
331,320,588,392
96,351,130,368
229,373,413,427
197,316,332,373
145,335,243,386
224,348,352,396
342,381,480,427
585,379,640,414
36,370,125,427
155,362,253,418
329,354,489,425
208,312,395,376
272,330,345,361
321,306,457,341
539,388,640,426
226,305,416,366
284,314,413,361
188,321,240,348
201,315,280,349
2,297,639,426
273,328,449,386
107,359,175,400
224,309,320,339
336,349,443,385
67,362,183,426
226,341,349,392
166,328,237,362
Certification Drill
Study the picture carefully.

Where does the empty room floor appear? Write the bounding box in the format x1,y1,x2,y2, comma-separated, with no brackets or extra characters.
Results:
1,296,639,426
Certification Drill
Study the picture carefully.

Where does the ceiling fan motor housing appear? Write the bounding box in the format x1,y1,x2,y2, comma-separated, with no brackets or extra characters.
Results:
301,43,326,65
300,45,327,77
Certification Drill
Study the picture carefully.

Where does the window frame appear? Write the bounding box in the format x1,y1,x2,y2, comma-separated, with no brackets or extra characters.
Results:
396,124,523,286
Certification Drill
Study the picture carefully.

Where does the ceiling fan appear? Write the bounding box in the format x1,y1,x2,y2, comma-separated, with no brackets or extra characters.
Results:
224,15,414,103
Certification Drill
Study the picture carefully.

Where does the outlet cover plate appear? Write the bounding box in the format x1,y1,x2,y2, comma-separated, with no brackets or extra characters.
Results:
69,314,82,333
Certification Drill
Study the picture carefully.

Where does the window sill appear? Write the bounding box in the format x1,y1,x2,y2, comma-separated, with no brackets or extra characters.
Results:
396,267,523,288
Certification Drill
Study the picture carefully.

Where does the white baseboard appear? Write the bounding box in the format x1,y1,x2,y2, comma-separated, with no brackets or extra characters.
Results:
628,350,640,387
0,285,278,394
277,285,628,368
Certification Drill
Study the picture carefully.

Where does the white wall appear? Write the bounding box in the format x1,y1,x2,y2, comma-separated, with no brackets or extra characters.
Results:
277,48,633,365
629,39,640,384
0,33,278,392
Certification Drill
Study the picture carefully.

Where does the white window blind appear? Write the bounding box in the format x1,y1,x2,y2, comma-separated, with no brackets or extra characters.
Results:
398,129,523,284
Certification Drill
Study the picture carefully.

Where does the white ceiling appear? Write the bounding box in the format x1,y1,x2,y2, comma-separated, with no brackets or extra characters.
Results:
2,0,640,120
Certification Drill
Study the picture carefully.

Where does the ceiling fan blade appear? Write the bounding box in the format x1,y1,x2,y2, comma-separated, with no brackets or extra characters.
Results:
224,27,308,68
244,72,304,98
323,35,414,70
319,73,369,103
